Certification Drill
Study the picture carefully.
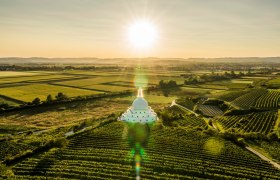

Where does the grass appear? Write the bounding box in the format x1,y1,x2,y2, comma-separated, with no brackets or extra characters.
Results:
0,98,129,129
268,77,280,88
0,97,20,106
0,74,74,84
205,80,250,89
115,94,175,104
0,71,42,77
0,91,171,131
0,84,100,102
0,69,187,102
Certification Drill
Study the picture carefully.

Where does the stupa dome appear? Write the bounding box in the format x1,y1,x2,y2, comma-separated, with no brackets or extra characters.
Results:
119,88,157,123
132,97,148,110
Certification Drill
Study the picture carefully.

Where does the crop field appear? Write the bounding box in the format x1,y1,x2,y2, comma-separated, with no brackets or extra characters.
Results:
52,77,136,92
204,80,251,90
231,88,267,109
181,86,224,95
0,74,74,84
9,121,280,179
255,140,280,163
216,111,277,134
0,71,42,77
0,141,36,162
197,104,223,117
254,89,280,108
0,69,267,104
168,106,208,128
0,70,186,103
1,67,280,179
213,90,249,102
267,77,280,88
0,84,101,102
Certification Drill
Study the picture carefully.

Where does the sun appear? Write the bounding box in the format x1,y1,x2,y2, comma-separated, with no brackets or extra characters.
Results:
127,20,158,49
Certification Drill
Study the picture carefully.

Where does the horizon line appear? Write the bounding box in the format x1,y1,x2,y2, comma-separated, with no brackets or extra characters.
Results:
0,56,279,59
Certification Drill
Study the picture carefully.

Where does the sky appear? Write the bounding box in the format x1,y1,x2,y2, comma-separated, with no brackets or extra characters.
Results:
0,0,280,58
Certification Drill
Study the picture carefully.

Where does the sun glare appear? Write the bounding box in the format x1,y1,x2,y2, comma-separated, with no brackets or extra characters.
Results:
127,20,158,49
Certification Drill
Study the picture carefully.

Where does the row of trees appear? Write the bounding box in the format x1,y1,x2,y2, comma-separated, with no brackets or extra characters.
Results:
184,71,245,85
0,65,120,71
0,90,132,112
158,80,179,97
158,80,178,89
31,92,69,105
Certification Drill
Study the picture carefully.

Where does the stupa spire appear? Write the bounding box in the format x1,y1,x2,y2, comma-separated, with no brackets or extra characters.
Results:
137,88,143,97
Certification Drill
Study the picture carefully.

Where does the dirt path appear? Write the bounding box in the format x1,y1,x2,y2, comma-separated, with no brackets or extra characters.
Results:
169,99,280,171
170,100,199,116
246,146,280,170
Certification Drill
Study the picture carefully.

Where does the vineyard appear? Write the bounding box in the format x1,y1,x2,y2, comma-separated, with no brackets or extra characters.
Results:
214,90,249,102
231,88,267,109
0,141,35,162
175,98,195,110
165,105,208,128
255,140,280,163
197,104,223,117
254,89,280,109
216,111,278,134
10,122,280,179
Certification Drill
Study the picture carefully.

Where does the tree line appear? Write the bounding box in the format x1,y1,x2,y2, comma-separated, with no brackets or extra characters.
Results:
0,90,132,112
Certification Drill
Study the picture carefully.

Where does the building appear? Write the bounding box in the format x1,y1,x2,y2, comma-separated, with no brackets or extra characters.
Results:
119,88,157,123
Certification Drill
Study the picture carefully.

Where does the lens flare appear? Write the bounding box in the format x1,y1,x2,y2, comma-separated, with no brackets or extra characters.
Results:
204,138,224,155
134,67,148,88
124,122,153,179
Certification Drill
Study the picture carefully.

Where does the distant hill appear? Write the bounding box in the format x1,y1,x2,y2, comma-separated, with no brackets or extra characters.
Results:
0,57,279,65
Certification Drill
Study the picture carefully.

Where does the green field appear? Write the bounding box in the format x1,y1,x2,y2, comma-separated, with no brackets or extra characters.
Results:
268,77,280,88
0,70,186,103
0,71,42,77
1,66,280,179
0,96,20,106
0,84,101,102
7,121,280,179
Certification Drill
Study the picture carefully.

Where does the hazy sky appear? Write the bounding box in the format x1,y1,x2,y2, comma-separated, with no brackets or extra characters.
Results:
0,0,280,58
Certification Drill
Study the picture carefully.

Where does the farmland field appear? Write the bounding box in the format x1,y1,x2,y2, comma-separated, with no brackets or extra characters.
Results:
9,121,280,179
0,70,186,103
1,63,280,179
0,71,41,77
0,84,101,102
268,77,280,88
216,111,277,134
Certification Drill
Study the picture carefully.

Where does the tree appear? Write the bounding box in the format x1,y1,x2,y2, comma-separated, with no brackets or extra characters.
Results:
32,97,41,105
230,70,236,77
0,163,14,178
46,94,53,103
167,80,177,87
0,103,10,110
159,80,165,88
55,92,68,101
268,132,279,141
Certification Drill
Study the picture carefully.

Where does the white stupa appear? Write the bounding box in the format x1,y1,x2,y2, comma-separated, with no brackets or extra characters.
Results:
119,88,157,123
